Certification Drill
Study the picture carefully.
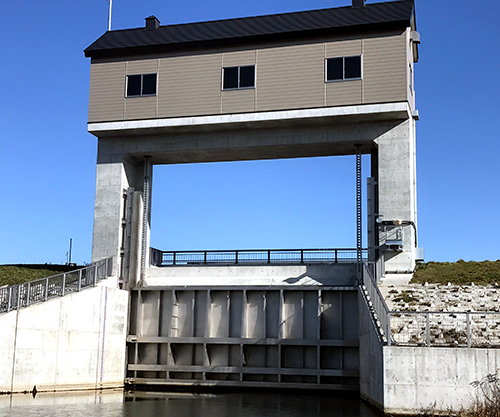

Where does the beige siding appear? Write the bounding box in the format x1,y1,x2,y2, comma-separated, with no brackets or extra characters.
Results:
157,54,221,118
325,39,363,106
406,29,415,111
126,59,158,75
124,59,159,120
256,43,324,111
363,33,407,104
125,96,158,120
222,89,256,113
221,50,256,113
326,80,362,107
222,50,256,67
88,61,126,123
88,31,410,122
325,39,362,57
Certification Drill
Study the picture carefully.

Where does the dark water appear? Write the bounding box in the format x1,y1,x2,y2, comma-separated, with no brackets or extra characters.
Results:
0,390,380,417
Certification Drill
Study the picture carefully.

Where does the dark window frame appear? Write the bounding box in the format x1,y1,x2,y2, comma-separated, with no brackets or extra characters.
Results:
222,65,256,90
126,73,157,97
325,56,362,82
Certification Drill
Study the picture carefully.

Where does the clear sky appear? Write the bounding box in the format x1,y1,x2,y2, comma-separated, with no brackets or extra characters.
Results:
1,0,499,265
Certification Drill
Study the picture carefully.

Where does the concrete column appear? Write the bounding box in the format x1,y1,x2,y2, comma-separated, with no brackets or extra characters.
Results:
376,118,417,274
91,139,147,278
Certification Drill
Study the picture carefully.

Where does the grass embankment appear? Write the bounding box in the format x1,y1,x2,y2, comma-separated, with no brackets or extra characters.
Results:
412,260,500,285
0,266,65,287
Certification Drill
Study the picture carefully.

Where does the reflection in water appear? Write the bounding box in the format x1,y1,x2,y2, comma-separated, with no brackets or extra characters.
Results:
0,390,379,417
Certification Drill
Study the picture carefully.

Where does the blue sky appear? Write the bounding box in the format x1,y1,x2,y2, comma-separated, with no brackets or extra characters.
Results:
0,0,499,265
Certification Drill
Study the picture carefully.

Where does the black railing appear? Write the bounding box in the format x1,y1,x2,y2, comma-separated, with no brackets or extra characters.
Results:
150,248,367,267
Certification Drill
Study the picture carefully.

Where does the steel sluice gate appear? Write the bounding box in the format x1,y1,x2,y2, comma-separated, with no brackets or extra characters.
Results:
126,286,360,390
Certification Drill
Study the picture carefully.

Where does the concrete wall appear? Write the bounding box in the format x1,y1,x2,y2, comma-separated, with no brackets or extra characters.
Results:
0,283,129,393
145,264,357,287
383,346,500,415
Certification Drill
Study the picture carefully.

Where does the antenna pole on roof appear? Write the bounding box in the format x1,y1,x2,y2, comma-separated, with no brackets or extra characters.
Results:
107,0,113,31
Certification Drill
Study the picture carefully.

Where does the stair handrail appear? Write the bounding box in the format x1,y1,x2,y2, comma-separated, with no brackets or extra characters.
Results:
0,257,114,314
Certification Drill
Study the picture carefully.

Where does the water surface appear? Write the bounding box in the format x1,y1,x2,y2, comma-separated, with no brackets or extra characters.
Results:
0,390,379,417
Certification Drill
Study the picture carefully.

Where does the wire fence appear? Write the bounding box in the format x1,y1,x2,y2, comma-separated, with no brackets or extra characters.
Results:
0,258,113,314
150,248,367,267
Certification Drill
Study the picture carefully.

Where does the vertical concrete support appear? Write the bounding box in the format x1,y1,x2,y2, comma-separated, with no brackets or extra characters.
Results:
376,118,417,274
91,139,150,281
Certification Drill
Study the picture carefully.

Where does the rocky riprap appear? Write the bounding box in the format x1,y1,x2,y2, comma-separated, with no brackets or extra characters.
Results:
380,283,500,346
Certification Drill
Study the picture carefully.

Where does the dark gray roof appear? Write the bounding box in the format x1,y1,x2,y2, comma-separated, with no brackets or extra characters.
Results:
84,0,414,59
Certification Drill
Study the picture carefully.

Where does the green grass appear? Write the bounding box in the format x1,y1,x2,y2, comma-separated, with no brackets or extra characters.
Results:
413,260,500,285
0,266,65,287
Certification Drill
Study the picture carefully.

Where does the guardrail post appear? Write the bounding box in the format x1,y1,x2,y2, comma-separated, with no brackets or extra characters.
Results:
267,250,271,264
27,282,31,307
62,274,66,297
466,313,471,348
94,264,98,286
203,251,207,264
78,269,82,291
300,250,304,264
173,252,177,265
8,287,12,313
335,249,338,263
426,313,431,346
387,314,392,346
17,284,22,308
45,278,49,301
235,251,239,265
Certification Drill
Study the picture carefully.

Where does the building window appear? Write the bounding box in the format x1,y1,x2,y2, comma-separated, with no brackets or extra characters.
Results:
126,73,157,97
222,65,255,90
326,56,362,82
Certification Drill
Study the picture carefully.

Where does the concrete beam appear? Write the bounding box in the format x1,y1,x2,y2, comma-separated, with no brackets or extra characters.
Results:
88,103,411,138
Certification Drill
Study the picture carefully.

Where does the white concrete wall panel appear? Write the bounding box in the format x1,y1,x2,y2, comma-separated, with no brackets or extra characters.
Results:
0,286,128,393
0,312,17,391
146,264,356,287
383,347,500,414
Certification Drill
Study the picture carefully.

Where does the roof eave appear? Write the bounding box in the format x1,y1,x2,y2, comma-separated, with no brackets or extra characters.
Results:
84,19,411,59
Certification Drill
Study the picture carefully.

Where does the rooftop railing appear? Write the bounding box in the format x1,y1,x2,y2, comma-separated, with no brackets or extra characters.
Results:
150,247,367,267
0,257,113,314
